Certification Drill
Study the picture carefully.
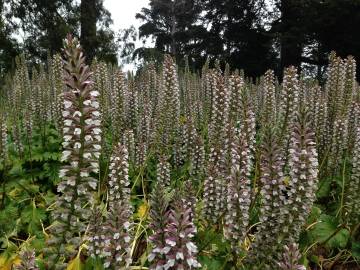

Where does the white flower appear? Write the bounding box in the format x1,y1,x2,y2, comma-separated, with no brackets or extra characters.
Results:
93,128,101,135
71,161,79,167
93,144,101,150
124,221,131,229
74,128,81,135
62,111,70,117
90,91,100,97
74,142,81,149
64,119,72,126
92,120,101,126
176,252,184,260
80,171,89,177
59,169,68,177
64,100,72,108
91,101,99,108
85,118,93,125
148,253,155,262
64,135,72,141
165,239,176,246
124,236,131,243
85,135,93,141
73,111,82,117
83,99,91,105
89,181,97,189
61,150,71,161
84,152,92,159
92,111,100,117
113,232,120,239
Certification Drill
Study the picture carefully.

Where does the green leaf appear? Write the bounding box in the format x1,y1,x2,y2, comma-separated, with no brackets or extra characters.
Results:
309,215,350,249
198,255,224,270
316,179,331,198
21,201,46,234
351,241,360,260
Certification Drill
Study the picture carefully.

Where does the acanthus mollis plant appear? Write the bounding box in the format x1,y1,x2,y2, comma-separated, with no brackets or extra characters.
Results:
203,70,229,224
327,117,347,175
346,127,360,227
155,54,180,153
190,134,205,178
228,74,245,125
50,53,65,129
238,81,256,157
157,155,171,187
45,35,102,268
261,70,277,127
123,129,135,164
340,56,356,118
111,69,126,141
224,127,253,254
284,109,318,243
0,114,7,161
325,53,345,133
278,66,299,164
148,183,170,270
277,244,305,270
102,143,132,268
87,207,104,259
314,92,328,161
347,101,360,155
163,197,201,269
248,126,286,268
14,249,39,270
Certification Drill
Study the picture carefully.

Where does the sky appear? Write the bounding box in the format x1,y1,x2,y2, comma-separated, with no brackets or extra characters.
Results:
103,0,151,70
104,0,150,32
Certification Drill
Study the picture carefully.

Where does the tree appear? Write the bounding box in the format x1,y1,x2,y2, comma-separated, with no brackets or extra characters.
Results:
136,0,207,67
5,0,117,64
201,0,276,77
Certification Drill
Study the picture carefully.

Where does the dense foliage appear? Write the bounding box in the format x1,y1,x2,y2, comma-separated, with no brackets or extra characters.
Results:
0,35,359,270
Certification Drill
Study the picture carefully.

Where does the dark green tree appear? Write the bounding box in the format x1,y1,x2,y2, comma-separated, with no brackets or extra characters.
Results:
136,0,207,67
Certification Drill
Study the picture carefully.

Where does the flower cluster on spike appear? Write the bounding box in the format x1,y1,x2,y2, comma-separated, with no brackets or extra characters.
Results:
14,249,39,270
285,109,318,242
277,244,306,270
157,155,171,187
162,198,201,269
224,127,252,253
102,143,132,268
46,34,101,267
346,127,360,227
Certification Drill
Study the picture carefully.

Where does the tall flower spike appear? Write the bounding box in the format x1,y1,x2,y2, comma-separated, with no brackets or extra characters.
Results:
0,114,7,161
190,134,205,177
248,126,285,267
46,35,102,267
148,183,169,270
157,155,171,187
87,207,104,258
102,143,132,268
203,70,229,224
14,249,39,270
346,127,360,227
327,118,347,175
155,54,180,152
163,198,201,269
277,244,306,270
224,127,252,253
285,109,318,242
278,66,299,163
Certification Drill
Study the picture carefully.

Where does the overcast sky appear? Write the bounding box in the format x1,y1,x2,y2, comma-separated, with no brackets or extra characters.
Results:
104,0,150,31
